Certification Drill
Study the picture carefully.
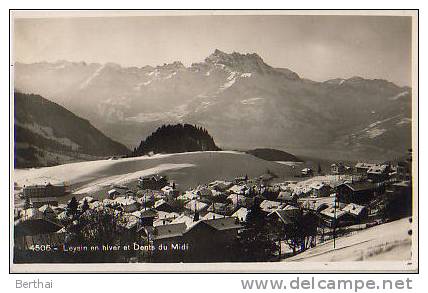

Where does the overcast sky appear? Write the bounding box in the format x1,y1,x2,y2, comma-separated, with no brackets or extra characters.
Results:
13,14,413,86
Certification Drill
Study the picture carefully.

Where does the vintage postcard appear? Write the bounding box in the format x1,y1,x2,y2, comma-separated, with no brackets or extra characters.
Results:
10,10,418,273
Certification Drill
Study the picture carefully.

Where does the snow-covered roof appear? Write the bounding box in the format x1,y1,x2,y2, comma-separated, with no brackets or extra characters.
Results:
209,180,233,191
80,196,95,203
38,204,55,214
202,212,223,220
210,189,222,197
56,227,67,233
114,197,139,212
139,174,166,182
227,193,246,203
320,207,348,219
310,182,330,190
367,164,388,174
108,189,120,195
196,186,213,197
184,200,208,212
260,200,284,213
355,162,376,169
232,207,248,222
156,211,179,220
57,211,70,221
228,185,247,194
132,209,157,219
170,214,194,228
299,197,335,211
177,191,199,201
114,196,137,206
161,186,174,193
102,199,115,206
342,203,367,216
153,219,170,227
89,201,102,210
282,205,299,211
154,199,168,209
136,195,154,205
154,216,242,239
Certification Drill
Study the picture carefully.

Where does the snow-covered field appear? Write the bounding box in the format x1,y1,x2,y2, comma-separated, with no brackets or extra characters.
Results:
14,150,299,197
73,163,195,194
286,218,413,262
14,151,235,189
275,161,303,167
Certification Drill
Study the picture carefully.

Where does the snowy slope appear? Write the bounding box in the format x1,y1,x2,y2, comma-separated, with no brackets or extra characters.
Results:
286,218,413,262
14,150,299,195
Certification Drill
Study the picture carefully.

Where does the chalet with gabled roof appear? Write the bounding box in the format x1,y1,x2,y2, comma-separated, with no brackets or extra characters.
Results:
138,174,168,190
336,182,381,204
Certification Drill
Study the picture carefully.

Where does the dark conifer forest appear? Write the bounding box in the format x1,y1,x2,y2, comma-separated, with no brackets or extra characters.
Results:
133,124,220,156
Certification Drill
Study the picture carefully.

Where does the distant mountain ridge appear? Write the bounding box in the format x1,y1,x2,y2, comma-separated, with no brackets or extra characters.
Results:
14,92,130,168
133,124,220,156
14,49,412,160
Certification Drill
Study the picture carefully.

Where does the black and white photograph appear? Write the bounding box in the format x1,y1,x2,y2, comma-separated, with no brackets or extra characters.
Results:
9,10,418,273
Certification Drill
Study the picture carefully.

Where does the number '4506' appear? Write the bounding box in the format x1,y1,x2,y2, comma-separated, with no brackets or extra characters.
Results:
29,244,52,252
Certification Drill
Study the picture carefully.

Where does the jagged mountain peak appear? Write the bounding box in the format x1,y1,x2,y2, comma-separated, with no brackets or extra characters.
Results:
156,61,186,71
203,49,300,80
204,49,271,73
209,49,263,60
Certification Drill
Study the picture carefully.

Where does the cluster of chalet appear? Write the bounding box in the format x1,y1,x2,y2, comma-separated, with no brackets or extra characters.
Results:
296,151,412,228
14,150,412,260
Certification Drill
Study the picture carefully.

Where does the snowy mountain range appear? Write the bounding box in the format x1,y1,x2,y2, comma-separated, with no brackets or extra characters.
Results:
14,49,412,160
